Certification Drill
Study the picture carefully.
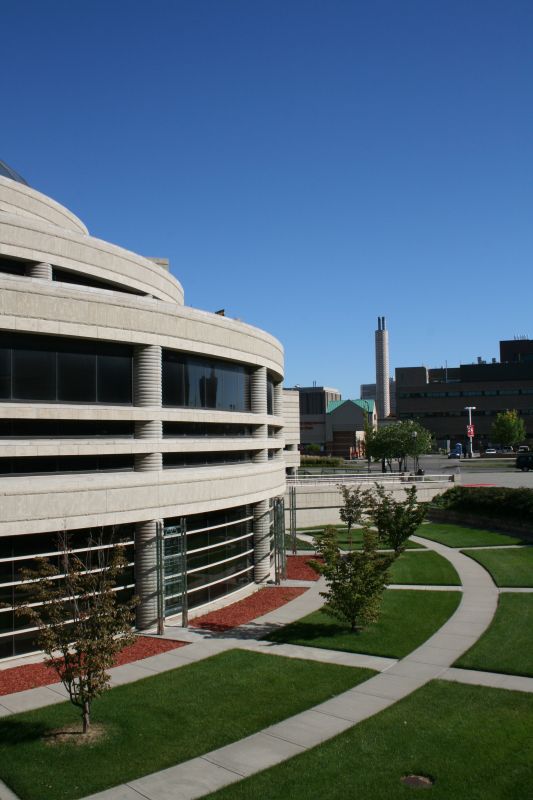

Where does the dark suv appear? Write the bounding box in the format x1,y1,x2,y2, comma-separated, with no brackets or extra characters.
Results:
516,453,533,472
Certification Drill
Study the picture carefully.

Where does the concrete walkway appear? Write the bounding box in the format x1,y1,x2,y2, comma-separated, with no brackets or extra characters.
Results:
1,537,530,800
75,536,501,800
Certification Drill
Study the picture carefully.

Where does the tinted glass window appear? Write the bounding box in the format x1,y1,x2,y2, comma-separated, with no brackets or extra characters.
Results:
97,347,132,404
162,352,185,406
203,366,218,409
0,419,134,438
163,422,252,437
12,345,56,401
0,454,134,475
0,332,133,405
0,257,26,276
0,348,10,399
219,363,238,411
163,350,251,412
267,376,274,415
57,348,97,402
163,451,251,468
185,359,205,408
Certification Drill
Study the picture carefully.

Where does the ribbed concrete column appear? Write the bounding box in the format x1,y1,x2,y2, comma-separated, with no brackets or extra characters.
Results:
134,420,163,471
135,519,162,630
251,366,268,464
273,381,283,417
26,262,52,280
253,499,271,583
134,345,162,472
134,452,163,471
134,345,162,406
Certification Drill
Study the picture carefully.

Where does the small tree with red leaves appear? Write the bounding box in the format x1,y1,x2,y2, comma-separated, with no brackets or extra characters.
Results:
17,533,136,733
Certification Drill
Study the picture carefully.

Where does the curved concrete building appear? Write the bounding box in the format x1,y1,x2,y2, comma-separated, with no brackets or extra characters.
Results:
0,163,286,660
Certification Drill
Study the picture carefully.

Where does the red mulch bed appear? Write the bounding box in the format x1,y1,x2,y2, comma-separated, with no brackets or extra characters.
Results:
191,586,307,632
286,555,322,582
0,636,187,697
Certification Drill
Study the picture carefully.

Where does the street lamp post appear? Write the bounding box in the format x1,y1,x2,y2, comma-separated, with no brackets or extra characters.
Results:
464,406,476,459
412,430,418,472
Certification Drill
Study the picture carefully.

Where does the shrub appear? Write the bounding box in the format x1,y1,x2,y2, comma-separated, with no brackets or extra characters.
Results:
433,486,533,522
367,484,427,554
300,456,344,467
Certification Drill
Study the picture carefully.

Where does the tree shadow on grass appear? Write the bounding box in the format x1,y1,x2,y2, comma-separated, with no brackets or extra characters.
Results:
0,717,49,747
266,620,353,645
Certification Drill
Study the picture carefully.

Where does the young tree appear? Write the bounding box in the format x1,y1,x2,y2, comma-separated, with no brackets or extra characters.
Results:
17,533,137,734
365,421,433,473
367,484,427,554
311,529,393,631
337,484,368,548
313,525,339,562
491,410,526,448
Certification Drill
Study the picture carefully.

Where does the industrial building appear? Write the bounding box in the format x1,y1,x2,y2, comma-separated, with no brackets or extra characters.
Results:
396,340,533,449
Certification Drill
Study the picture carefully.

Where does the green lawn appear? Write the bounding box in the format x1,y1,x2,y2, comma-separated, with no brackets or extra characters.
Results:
297,524,347,532
208,681,533,800
455,593,533,677
336,530,425,551
462,547,533,587
296,526,425,550
388,551,461,585
267,590,461,658
416,522,529,548
0,650,375,800
284,534,314,551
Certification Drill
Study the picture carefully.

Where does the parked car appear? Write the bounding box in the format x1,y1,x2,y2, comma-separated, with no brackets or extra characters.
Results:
447,452,461,459
500,446,514,454
518,446,530,453
484,448,497,455
516,453,533,472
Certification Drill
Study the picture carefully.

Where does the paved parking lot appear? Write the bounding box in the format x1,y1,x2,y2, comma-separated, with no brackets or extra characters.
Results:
418,454,533,488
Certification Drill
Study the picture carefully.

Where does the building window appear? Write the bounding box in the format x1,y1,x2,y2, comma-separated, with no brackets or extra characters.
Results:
0,454,134,476
0,332,133,405
267,375,274,415
163,451,252,469
163,506,254,615
0,420,134,438
163,422,252,437
0,524,134,660
162,350,251,411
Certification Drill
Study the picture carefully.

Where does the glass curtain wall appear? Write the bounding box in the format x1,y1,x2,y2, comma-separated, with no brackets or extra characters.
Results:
0,525,135,659
163,505,254,616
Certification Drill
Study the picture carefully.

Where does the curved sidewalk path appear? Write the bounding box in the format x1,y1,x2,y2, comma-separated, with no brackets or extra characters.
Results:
77,537,500,800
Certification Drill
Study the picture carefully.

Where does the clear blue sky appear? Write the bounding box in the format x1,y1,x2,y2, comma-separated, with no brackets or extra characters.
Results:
2,1,532,397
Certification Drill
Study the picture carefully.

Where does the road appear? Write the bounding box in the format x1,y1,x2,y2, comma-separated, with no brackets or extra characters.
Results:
304,455,533,489
417,454,533,489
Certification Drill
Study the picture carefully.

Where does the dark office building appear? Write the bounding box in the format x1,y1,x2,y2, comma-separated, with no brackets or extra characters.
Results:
396,341,533,448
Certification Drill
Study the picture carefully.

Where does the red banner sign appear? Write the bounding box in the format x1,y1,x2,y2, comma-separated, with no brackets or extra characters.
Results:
467,424,474,438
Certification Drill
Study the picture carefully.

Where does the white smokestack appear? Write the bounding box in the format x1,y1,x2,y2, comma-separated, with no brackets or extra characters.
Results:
375,315,390,419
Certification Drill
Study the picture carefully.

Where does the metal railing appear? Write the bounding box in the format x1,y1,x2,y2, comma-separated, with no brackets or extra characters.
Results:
286,473,455,487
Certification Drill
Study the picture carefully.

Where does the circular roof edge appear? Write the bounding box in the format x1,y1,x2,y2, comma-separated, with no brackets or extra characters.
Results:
0,160,29,186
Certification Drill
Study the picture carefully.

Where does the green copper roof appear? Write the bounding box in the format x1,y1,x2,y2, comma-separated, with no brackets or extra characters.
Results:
326,399,375,414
